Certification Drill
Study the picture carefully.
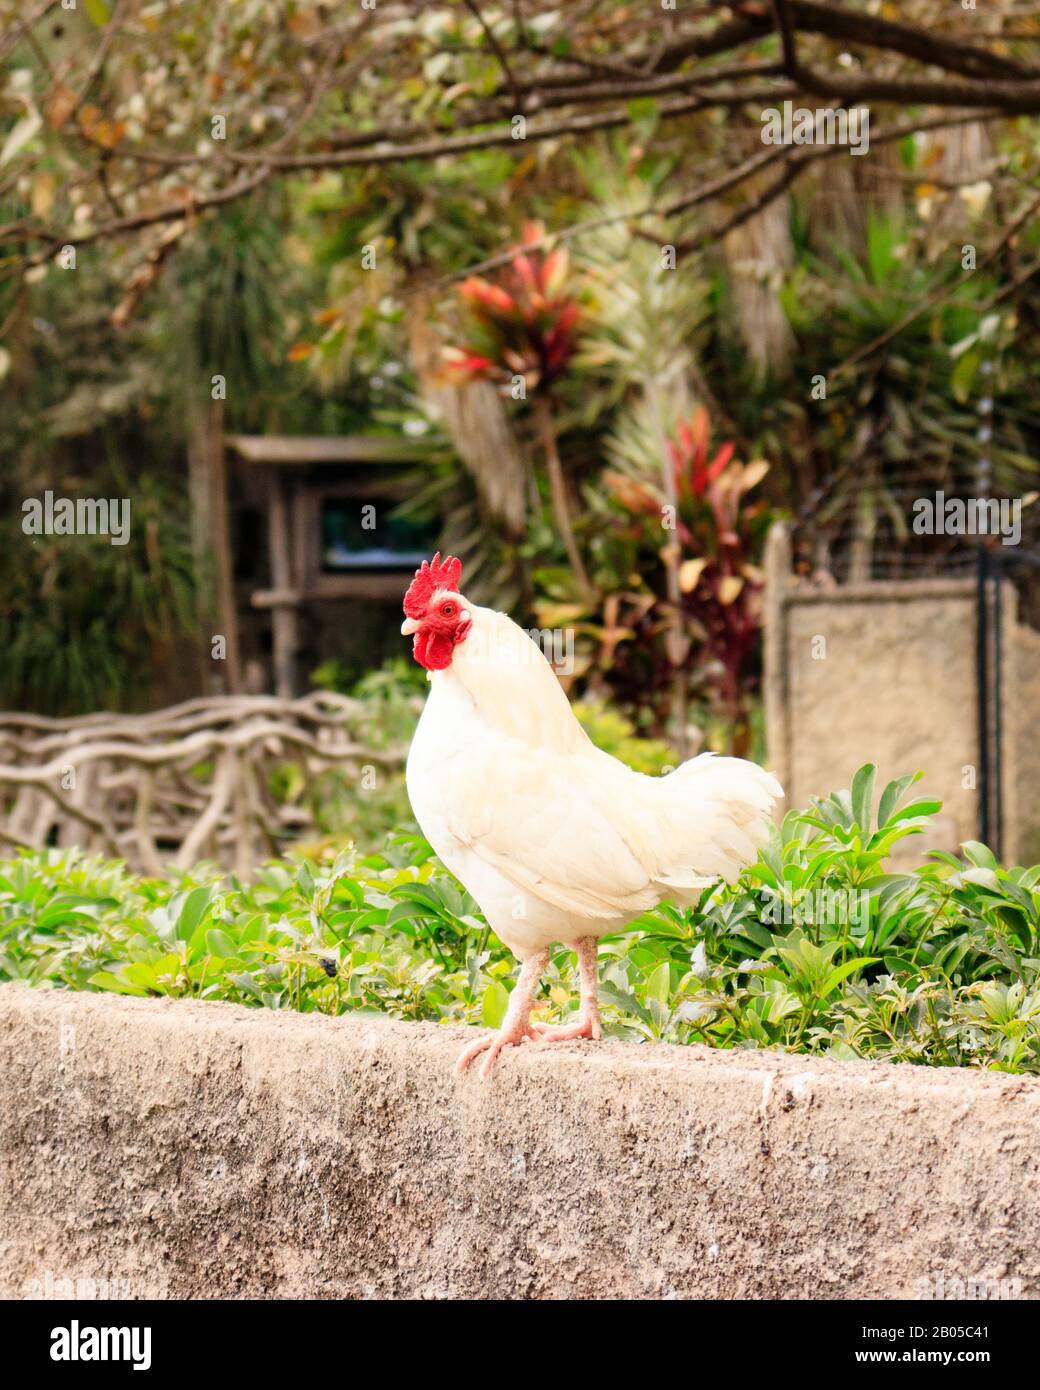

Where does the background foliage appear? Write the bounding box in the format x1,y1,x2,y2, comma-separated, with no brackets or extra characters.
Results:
4,4,1040,732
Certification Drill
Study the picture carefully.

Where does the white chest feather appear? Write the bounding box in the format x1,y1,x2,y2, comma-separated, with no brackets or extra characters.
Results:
402,606,782,958
405,670,601,956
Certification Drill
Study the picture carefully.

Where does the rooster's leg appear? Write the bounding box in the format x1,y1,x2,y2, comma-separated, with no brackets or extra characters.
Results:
530,936,603,1043
455,948,549,1079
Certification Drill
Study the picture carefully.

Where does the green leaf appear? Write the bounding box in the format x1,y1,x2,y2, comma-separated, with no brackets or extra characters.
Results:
820,956,879,995
206,927,238,959
84,0,112,24
887,798,942,825
599,981,652,1023
391,882,451,912
851,764,877,833
123,961,160,990
925,850,966,871
482,980,509,1029
961,841,999,870
88,969,148,996
175,886,213,941
385,899,426,929
877,772,920,830
228,972,264,999
646,960,671,1005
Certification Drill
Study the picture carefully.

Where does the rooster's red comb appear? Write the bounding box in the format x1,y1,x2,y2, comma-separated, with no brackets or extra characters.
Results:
403,552,463,618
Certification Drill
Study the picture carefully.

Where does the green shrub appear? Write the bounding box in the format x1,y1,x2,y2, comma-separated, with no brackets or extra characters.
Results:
0,467,197,714
2,765,1039,1073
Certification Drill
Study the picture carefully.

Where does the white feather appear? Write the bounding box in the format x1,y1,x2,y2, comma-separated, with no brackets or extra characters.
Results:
406,602,783,958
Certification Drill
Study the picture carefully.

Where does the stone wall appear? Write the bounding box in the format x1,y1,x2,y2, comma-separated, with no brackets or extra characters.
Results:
764,524,1040,861
3,985,1040,1301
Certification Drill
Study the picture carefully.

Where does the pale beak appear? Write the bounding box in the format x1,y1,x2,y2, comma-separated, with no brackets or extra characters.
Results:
401,617,420,636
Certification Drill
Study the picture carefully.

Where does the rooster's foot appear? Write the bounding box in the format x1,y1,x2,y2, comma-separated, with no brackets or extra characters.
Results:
455,1024,538,1080
530,1012,603,1044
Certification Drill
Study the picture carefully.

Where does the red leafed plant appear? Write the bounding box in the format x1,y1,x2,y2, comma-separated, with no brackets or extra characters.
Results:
603,407,773,755
442,221,582,394
443,222,592,598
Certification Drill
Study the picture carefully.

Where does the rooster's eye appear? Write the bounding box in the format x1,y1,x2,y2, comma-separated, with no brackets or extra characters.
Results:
442,603,456,616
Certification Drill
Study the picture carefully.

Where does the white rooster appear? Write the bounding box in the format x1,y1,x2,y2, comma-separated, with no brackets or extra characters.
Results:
401,553,783,1077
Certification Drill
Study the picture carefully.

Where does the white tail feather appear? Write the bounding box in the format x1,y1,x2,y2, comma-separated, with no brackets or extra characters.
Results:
650,752,783,891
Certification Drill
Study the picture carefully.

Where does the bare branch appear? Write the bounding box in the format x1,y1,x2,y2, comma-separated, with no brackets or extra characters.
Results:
463,0,524,111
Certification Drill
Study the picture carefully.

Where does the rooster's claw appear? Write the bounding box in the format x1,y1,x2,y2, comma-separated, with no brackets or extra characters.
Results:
455,1024,539,1079
529,1012,603,1043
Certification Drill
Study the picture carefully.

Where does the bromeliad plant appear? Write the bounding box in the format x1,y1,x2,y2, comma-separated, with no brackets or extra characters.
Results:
670,409,772,755
601,406,774,754
443,222,581,396
443,221,592,598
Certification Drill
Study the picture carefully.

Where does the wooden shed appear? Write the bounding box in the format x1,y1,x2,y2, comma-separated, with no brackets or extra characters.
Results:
219,432,448,696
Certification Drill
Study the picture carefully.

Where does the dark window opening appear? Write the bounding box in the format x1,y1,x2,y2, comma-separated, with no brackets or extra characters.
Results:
320,497,438,572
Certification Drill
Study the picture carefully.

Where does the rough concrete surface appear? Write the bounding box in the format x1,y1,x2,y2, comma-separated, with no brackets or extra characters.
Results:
785,585,983,856
2,983,1039,1300
763,558,1040,863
